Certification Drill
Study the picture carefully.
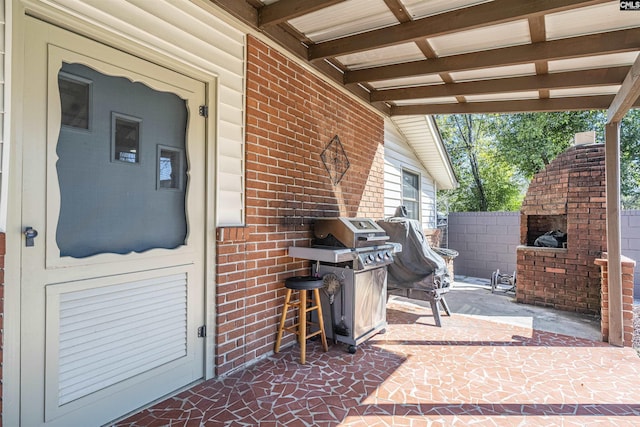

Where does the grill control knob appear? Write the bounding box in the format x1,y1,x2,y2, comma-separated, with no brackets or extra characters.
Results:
367,254,375,264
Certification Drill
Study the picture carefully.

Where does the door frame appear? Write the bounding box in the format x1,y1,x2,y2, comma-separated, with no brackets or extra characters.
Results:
4,4,219,426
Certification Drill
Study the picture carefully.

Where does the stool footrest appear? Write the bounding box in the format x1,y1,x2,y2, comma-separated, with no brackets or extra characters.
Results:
283,321,323,336
283,324,300,335
306,329,323,339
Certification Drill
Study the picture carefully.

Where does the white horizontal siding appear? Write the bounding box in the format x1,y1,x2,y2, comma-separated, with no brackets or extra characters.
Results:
391,116,456,190
57,274,187,406
420,175,437,228
384,119,437,229
0,0,6,231
28,0,246,226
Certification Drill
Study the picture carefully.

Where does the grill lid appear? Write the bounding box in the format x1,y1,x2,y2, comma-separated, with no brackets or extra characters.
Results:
314,217,389,248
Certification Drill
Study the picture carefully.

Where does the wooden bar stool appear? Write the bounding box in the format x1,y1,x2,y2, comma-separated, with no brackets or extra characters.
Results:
274,276,328,364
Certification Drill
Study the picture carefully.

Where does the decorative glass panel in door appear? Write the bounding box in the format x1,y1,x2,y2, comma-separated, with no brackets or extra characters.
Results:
55,63,188,258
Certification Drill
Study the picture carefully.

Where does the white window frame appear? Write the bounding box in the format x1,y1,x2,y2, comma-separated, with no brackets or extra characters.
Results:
401,168,421,221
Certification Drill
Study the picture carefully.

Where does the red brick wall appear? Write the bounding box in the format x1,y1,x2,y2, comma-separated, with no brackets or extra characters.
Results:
517,145,606,314
595,254,635,346
214,36,385,375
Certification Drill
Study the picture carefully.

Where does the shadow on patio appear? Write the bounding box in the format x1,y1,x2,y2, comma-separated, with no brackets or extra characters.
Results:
113,286,640,426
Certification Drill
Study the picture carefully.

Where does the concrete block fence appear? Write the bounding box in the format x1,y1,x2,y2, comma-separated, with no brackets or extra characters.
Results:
447,211,640,296
447,212,520,280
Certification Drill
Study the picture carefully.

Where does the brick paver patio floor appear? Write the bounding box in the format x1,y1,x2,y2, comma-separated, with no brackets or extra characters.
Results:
113,298,640,426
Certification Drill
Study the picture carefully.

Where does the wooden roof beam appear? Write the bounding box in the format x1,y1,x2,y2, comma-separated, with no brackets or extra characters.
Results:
207,0,389,114
608,53,640,123
371,67,629,101
258,0,346,28
308,0,608,60
345,28,640,84
390,95,640,115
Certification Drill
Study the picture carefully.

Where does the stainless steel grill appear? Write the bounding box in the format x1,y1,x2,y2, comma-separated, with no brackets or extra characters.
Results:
288,217,401,353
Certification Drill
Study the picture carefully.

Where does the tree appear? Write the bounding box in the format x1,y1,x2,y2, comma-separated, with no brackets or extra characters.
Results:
488,110,640,209
478,148,526,211
620,109,640,208
436,114,526,212
488,111,603,179
438,110,640,211
437,115,488,211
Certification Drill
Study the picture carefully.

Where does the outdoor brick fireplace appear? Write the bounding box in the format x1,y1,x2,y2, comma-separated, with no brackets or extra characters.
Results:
516,144,606,315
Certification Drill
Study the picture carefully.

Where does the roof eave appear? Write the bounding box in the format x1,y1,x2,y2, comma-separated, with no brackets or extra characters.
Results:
389,115,458,191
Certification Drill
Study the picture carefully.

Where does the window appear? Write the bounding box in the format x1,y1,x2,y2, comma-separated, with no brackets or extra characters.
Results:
157,146,183,190
402,170,420,220
112,112,142,164
58,71,91,130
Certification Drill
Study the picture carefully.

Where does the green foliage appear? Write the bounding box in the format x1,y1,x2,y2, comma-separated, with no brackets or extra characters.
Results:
437,110,640,211
437,148,525,212
489,111,603,179
436,114,526,212
620,110,640,209
479,149,526,211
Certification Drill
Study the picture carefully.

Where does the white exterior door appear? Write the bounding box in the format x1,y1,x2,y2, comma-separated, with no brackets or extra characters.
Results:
21,18,207,426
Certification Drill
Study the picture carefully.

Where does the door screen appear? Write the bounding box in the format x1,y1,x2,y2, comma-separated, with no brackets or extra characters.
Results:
56,63,188,258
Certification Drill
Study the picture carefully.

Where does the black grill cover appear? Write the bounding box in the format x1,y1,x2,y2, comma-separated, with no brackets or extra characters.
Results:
377,217,451,292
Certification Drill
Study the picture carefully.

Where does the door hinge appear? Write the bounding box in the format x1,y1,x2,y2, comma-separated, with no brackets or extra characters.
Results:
197,325,207,338
199,105,209,118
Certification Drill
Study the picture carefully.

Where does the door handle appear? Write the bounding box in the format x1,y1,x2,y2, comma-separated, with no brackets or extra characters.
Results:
24,226,38,247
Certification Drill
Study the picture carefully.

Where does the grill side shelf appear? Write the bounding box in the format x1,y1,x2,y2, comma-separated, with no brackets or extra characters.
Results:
288,246,358,263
